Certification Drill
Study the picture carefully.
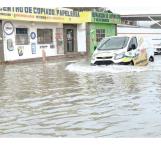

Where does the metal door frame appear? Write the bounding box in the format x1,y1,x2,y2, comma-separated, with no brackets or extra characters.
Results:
63,24,77,54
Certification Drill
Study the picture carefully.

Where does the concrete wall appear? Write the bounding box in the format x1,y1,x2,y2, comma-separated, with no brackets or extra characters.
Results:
89,23,116,56
77,23,86,52
117,27,161,36
117,27,161,46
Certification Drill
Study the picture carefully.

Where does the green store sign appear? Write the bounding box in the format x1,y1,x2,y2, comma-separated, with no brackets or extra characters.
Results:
91,11,121,24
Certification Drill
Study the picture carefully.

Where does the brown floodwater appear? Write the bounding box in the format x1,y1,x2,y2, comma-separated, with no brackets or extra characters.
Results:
0,56,161,137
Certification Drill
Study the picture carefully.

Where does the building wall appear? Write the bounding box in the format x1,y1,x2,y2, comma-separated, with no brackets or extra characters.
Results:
89,23,116,56
117,27,161,37
77,23,86,52
2,20,87,62
2,20,63,61
117,27,161,47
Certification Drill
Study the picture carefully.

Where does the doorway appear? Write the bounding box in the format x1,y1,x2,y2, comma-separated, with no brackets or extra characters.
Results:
63,24,77,54
66,29,74,52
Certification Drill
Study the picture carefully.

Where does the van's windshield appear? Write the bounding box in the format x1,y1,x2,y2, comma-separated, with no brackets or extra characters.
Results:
97,37,129,50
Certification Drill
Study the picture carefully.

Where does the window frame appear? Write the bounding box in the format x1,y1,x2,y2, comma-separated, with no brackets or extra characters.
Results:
15,28,29,45
96,29,105,43
37,29,53,44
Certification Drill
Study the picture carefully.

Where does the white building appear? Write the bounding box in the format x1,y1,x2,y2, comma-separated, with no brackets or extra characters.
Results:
0,7,87,63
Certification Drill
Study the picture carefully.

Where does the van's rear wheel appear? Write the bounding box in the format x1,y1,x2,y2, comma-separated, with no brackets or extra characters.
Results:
149,56,154,62
130,61,134,65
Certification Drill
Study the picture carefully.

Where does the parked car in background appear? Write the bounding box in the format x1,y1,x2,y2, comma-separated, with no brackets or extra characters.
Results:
151,38,161,54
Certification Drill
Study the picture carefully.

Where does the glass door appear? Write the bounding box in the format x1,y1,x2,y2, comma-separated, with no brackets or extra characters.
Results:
66,29,74,52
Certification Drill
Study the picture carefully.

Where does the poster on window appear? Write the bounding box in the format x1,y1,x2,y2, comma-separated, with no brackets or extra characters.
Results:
7,39,14,51
31,43,36,54
17,46,24,56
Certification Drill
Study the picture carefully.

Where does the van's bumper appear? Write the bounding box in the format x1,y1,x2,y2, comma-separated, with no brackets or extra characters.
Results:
91,59,132,65
91,60,114,65
91,55,134,65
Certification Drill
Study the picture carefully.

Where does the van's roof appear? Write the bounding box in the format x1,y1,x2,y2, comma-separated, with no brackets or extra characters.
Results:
105,35,148,39
103,35,152,46
105,35,134,38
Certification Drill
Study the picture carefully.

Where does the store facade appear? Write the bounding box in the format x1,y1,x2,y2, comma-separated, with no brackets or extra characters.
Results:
81,11,121,56
0,7,120,63
0,7,87,62
2,21,63,61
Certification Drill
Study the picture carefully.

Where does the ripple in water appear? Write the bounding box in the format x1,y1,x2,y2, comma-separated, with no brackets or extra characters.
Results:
66,61,148,74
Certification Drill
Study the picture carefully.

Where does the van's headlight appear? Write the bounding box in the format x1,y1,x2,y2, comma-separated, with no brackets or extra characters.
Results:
91,54,96,60
114,53,125,60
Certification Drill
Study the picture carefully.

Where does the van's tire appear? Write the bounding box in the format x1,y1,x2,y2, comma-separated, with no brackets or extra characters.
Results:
149,56,154,62
130,61,134,65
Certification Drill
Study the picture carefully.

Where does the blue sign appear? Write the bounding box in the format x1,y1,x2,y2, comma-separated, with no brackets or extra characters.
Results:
30,32,36,39
31,43,36,54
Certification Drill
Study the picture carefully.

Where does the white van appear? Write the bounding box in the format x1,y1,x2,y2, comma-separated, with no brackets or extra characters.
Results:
91,36,154,66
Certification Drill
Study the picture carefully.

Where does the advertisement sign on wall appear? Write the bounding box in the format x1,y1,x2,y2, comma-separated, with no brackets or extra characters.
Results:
0,7,82,24
3,21,14,35
17,46,24,56
30,32,36,40
31,43,36,54
80,11,121,24
7,39,14,51
91,12,121,24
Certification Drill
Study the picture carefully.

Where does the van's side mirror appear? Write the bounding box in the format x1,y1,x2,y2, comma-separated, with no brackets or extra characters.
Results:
94,46,97,50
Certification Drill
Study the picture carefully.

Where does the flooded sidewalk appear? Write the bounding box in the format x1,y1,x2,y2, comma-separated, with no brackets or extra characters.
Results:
0,56,161,137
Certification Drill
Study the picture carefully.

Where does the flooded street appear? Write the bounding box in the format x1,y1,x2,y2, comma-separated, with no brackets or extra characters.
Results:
0,56,161,137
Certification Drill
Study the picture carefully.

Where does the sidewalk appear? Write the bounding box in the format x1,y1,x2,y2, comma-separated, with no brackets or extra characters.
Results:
0,52,88,65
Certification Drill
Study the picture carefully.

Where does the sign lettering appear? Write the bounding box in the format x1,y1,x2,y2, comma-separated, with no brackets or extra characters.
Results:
0,7,80,17
92,12,121,24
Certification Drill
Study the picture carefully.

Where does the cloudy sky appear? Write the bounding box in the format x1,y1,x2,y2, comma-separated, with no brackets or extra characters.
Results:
0,0,161,14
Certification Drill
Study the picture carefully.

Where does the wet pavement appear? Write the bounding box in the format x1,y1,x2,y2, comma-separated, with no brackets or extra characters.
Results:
0,56,161,137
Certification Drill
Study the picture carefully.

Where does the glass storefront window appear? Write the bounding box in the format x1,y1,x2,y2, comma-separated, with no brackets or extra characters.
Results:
16,28,29,45
37,29,53,44
96,29,105,42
